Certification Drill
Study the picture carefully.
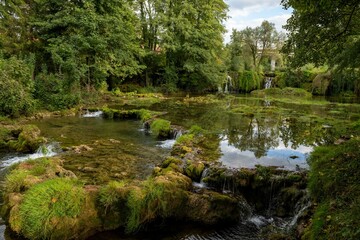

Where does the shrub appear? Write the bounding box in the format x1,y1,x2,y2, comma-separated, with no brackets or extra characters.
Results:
34,72,80,111
0,57,36,117
18,178,86,239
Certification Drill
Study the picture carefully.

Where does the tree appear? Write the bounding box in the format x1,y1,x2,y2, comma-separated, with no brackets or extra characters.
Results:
162,0,228,91
281,0,360,69
241,20,278,70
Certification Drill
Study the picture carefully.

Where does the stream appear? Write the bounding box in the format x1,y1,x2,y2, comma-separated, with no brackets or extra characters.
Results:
1,95,360,239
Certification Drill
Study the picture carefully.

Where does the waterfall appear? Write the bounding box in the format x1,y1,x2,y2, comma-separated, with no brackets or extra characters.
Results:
1,143,59,168
193,168,210,188
82,110,103,118
157,129,183,149
286,192,311,231
264,77,273,89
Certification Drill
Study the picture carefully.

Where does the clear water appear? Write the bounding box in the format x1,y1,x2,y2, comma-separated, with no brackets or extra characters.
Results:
2,95,360,239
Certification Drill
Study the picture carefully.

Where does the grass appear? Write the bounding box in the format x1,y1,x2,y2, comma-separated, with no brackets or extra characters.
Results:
4,169,29,193
98,181,126,212
4,158,56,193
17,178,85,239
305,138,360,239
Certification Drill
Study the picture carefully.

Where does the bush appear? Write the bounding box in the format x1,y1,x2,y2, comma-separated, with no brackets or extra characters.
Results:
34,72,80,111
18,178,86,239
0,57,36,117
236,70,261,92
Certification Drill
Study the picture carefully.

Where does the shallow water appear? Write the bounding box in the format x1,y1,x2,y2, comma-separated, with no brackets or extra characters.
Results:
1,95,360,239
27,116,170,183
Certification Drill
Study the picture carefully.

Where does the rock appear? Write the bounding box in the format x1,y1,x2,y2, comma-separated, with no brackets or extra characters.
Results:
72,144,93,153
312,72,331,95
185,190,240,224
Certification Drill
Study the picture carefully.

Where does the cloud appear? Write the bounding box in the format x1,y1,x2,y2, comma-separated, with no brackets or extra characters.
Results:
225,0,279,10
223,0,291,43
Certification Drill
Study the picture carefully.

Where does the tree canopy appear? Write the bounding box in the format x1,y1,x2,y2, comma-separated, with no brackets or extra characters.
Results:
281,0,360,70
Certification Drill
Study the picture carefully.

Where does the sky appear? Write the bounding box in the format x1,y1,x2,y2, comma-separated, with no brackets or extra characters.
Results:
224,0,292,42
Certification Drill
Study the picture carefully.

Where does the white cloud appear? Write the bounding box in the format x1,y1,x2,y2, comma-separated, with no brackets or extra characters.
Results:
223,0,291,43
225,0,279,10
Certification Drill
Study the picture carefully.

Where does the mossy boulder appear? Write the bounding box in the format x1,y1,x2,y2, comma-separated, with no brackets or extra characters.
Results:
7,125,46,153
184,161,205,182
312,72,331,95
9,178,100,239
185,190,240,224
150,119,171,138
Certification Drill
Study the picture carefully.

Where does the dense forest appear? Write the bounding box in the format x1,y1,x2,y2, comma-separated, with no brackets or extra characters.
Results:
0,0,359,117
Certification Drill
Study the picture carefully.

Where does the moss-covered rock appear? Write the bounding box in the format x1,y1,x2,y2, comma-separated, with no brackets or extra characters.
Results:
251,87,312,98
7,125,46,153
1,154,244,239
184,161,205,182
150,119,171,138
185,190,240,224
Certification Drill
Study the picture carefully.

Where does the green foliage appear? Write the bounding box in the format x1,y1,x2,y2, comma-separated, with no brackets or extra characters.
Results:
329,69,360,96
282,0,360,70
136,109,153,122
150,119,171,138
18,178,85,239
306,139,360,239
125,180,165,233
0,57,36,117
237,70,261,92
34,72,80,111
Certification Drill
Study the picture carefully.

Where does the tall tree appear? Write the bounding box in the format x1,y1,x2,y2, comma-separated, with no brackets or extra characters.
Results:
241,20,277,70
0,0,36,56
162,0,228,91
281,0,360,69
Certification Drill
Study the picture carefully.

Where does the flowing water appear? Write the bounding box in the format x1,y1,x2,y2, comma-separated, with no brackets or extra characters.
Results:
1,95,360,239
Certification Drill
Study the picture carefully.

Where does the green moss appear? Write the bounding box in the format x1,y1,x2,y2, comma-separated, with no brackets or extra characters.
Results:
150,119,171,138
176,133,194,145
98,181,127,212
251,87,312,98
4,169,29,193
161,157,183,169
8,125,46,153
17,178,85,239
185,162,205,182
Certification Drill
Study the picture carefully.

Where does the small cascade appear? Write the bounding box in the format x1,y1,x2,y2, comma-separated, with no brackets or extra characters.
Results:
286,192,311,231
1,143,59,168
157,129,183,149
193,168,210,188
82,110,103,118
264,77,273,89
